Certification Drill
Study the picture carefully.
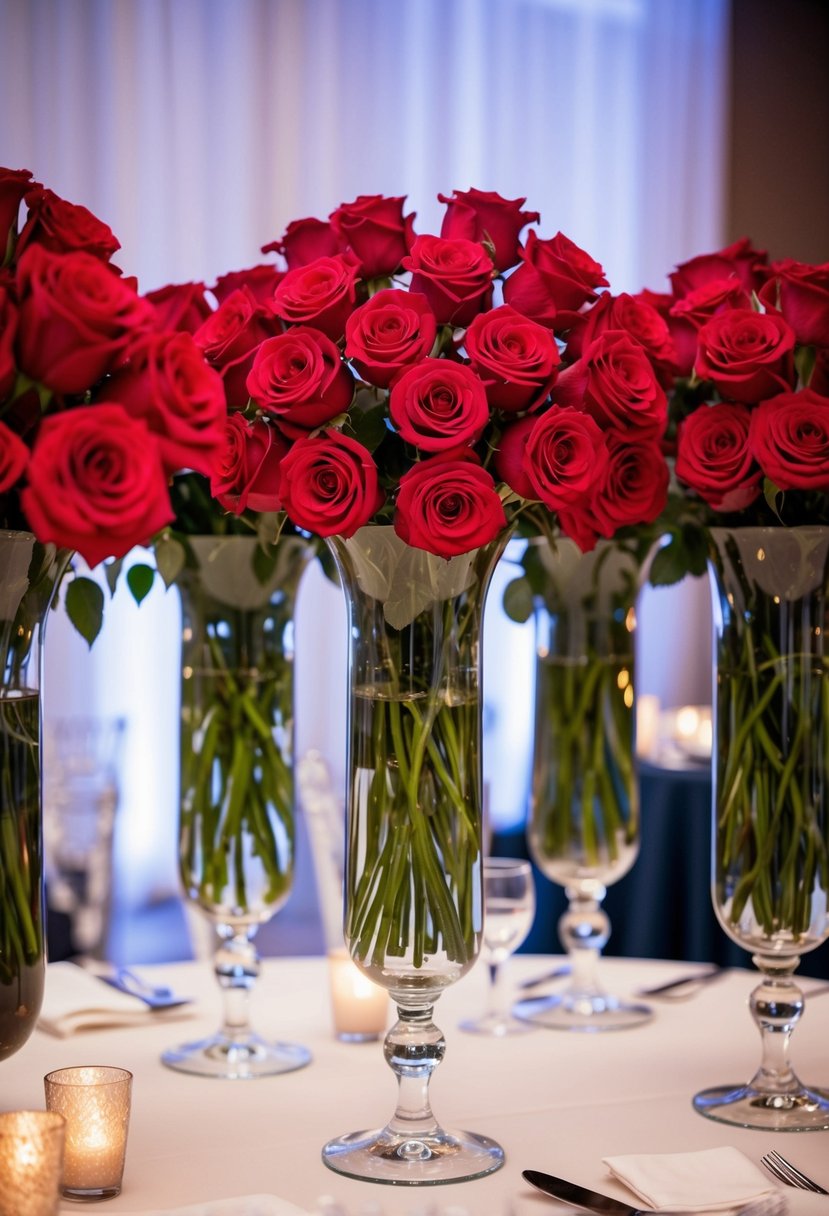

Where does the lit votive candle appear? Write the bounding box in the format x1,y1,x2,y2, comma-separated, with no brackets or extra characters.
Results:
44,1066,132,1201
0,1110,66,1216
328,948,389,1042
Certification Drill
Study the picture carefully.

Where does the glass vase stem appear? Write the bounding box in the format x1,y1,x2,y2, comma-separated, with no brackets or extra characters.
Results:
215,927,260,1041
748,961,805,1098
384,1005,444,1144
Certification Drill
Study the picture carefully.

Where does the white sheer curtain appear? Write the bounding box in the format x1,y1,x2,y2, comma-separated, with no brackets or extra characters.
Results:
0,0,730,901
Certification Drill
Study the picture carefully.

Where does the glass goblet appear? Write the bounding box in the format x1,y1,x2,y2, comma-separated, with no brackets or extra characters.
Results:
513,537,652,1032
161,535,312,1080
459,858,536,1036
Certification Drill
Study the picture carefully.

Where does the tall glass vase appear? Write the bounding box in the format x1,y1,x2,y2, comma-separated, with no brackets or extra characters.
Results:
515,536,652,1032
161,535,313,1079
0,532,70,1061
322,526,506,1185
693,526,829,1130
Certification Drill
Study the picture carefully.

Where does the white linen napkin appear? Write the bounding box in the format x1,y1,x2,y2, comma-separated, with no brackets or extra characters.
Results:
38,961,195,1037
603,1147,777,1212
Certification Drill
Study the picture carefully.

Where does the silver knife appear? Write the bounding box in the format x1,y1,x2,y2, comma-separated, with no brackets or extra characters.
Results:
522,1170,787,1216
522,1169,639,1215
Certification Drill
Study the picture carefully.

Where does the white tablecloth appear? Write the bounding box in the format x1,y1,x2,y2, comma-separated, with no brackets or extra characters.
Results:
3,955,828,1216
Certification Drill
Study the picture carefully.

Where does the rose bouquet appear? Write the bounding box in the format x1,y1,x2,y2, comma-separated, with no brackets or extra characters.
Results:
0,166,230,634
0,167,229,1052
145,188,673,969
641,239,829,956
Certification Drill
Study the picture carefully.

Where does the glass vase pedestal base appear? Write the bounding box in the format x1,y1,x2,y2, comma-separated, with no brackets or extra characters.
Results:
322,1125,504,1185
513,990,652,1033
693,1083,829,1132
161,1031,311,1080
458,1010,535,1037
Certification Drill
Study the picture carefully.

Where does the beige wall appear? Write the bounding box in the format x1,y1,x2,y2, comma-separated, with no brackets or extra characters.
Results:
729,0,829,262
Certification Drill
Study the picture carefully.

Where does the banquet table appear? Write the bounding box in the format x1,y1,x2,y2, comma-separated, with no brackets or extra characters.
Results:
3,955,829,1216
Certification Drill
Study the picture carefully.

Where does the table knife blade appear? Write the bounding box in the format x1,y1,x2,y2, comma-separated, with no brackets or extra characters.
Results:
522,1169,640,1215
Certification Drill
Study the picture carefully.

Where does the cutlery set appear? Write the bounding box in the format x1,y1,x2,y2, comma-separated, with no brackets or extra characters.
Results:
522,1149,828,1213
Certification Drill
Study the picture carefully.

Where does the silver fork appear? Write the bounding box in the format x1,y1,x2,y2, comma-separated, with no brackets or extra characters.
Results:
761,1149,829,1195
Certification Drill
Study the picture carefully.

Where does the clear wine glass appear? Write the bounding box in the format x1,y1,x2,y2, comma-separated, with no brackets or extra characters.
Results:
459,858,536,1036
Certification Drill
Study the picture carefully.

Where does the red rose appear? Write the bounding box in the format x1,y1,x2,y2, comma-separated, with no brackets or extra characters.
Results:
492,416,538,500
278,430,384,537
212,264,285,306
245,326,354,437
669,277,752,329
20,403,173,567
193,287,278,409
402,235,494,328
464,304,560,412
0,285,17,401
270,254,360,341
695,308,795,403
568,292,677,387
14,244,154,395
555,330,667,438
503,230,608,331
0,168,35,248
589,435,669,536
210,414,289,514
389,359,489,451
394,450,506,558
749,388,829,491
438,188,539,273
104,331,227,477
675,401,761,512
556,506,600,553
758,260,829,349
670,237,768,298
635,287,698,378
523,405,609,510
16,187,120,261
344,288,437,388
262,217,343,269
330,194,415,278
0,419,28,493
666,278,752,376
145,281,212,334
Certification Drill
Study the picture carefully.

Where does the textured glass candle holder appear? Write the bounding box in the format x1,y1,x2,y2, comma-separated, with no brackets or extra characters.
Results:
44,1066,132,1200
0,1110,66,1216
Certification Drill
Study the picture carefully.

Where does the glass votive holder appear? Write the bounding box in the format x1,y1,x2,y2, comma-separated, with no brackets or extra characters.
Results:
44,1065,132,1201
327,948,389,1042
0,1110,66,1216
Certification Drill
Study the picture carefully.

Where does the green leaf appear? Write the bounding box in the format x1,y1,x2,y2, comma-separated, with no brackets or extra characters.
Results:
154,535,186,588
348,403,388,453
681,523,710,578
795,343,817,389
503,576,534,624
64,577,105,647
252,542,278,585
763,477,785,522
104,557,124,597
126,563,155,605
648,536,691,586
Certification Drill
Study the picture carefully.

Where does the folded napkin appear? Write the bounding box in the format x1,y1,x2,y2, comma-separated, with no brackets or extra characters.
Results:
603,1147,777,1212
39,961,195,1038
